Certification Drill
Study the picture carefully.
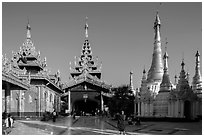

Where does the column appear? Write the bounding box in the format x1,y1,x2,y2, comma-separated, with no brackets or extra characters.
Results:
141,102,144,116
138,102,141,116
68,90,71,113
168,101,170,117
5,83,11,114
180,101,184,117
150,103,153,116
175,100,179,117
134,100,137,117
171,101,174,117
101,92,104,111
178,100,181,117
38,86,41,117
145,103,147,116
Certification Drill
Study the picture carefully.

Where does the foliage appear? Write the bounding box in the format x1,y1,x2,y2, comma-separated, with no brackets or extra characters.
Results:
107,85,134,117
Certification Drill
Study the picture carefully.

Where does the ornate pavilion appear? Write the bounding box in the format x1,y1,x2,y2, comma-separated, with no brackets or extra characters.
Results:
2,21,63,118
61,17,112,115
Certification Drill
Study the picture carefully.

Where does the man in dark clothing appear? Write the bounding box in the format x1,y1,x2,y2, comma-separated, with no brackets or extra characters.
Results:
117,111,126,135
52,110,57,122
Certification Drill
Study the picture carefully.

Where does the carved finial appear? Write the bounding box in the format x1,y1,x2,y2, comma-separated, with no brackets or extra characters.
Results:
143,66,146,74
85,16,88,39
26,18,31,39
181,58,185,70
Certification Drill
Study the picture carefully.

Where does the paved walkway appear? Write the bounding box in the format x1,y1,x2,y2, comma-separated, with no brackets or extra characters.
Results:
105,118,202,135
5,116,202,135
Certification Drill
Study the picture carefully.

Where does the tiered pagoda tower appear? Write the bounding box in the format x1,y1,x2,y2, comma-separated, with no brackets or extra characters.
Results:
192,51,202,94
70,17,102,79
63,17,111,115
154,46,172,117
146,12,164,94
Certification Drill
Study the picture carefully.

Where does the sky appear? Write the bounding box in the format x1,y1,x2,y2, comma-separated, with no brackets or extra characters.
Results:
2,2,202,89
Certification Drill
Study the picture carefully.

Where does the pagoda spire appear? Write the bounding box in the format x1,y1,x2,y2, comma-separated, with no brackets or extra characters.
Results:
192,50,202,91
85,16,88,39
174,74,178,85
130,71,134,91
142,67,147,81
147,11,163,83
160,44,172,91
176,58,189,91
26,18,31,39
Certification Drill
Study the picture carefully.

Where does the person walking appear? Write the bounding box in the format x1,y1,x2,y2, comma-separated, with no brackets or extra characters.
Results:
52,110,57,122
4,114,14,134
117,111,126,135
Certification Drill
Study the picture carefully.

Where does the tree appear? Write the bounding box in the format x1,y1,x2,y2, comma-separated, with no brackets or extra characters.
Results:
108,85,134,117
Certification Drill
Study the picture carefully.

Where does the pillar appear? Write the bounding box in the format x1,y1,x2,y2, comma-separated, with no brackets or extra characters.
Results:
171,101,174,117
138,102,141,116
150,102,152,116
101,92,104,111
5,83,11,114
38,86,41,117
134,100,137,117
178,100,181,117
68,90,71,113
180,101,184,117
141,102,144,116
168,101,170,116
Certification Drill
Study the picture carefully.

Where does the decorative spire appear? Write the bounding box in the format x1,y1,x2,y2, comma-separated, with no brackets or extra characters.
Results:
85,16,88,39
192,50,202,91
130,71,134,91
174,74,178,85
160,45,172,91
26,18,31,39
186,72,190,82
147,11,163,83
163,39,169,72
142,67,147,81
176,58,189,91
154,11,161,42
70,17,102,79
181,58,185,71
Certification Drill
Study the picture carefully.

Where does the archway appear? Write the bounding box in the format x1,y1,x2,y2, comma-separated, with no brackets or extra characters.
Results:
184,100,191,120
73,99,99,116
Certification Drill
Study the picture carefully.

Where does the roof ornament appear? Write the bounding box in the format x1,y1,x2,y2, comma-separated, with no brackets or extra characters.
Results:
85,16,88,39
26,18,31,39
181,53,185,70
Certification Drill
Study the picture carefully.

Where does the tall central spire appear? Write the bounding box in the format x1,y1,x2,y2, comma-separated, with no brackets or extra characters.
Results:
85,16,88,39
147,12,163,83
26,19,31,39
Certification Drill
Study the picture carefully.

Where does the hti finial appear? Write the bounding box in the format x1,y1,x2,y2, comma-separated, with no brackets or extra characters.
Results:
85,16,88,39
165,37,168,49
181,54,185,70
26,18,31,39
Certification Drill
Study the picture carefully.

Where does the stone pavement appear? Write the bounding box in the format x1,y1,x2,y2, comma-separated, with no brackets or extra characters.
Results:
7,120,50,135
105,118,202,135
4,116,202,135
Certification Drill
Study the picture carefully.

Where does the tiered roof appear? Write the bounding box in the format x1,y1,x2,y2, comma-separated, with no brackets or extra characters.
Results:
10,21,62,92
66,17,110,92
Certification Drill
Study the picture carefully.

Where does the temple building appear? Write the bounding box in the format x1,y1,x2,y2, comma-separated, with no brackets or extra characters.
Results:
61,17,111,116
135,12,202,120
2,21,63,118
